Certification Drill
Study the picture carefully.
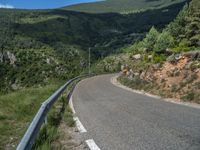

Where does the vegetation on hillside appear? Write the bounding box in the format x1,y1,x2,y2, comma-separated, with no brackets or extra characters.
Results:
64,0,187,14
0,2,186,93
99,0,200,103
0,81,63,150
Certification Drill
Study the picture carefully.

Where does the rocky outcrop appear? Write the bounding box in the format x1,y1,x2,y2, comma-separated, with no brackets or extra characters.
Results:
121,53,200,103
132,54,142,60
6,51,17,65
0,51,17,66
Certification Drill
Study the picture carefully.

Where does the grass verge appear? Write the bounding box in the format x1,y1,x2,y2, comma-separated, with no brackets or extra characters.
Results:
0,80,64,150
32,84,76,150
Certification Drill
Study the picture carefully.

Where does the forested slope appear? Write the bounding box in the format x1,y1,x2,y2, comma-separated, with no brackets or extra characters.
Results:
97,0,200,103
0,2,186,93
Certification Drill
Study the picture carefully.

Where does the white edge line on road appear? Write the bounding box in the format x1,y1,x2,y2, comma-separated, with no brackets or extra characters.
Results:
69,96,76,114
86,139,101,150
69,91,87,133
74,117,87,133
111,75,200,109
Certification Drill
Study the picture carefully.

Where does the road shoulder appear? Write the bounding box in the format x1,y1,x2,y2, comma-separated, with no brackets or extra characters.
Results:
111,74,200,109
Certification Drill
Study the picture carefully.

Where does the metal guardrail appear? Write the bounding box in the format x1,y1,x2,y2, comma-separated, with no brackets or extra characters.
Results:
16,74,92,150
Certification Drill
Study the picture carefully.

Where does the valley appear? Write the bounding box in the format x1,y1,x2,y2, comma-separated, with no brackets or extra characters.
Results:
1,0,199,149
0,1,186,93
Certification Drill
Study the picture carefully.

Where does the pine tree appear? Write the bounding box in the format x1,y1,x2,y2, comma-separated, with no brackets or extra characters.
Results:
143,27,159,51
166,4,188,42
185,0,200,47
154,31,174,53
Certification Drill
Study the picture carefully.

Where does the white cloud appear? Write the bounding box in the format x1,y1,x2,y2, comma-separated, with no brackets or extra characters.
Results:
0,4,14,9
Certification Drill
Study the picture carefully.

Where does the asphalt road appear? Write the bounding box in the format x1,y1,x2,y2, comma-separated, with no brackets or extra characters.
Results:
72,74,200,150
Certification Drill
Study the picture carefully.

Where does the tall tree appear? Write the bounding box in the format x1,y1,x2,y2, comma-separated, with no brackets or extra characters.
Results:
143,27,159,51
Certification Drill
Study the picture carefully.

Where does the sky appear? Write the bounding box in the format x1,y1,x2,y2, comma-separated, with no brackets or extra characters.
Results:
0,0,102,9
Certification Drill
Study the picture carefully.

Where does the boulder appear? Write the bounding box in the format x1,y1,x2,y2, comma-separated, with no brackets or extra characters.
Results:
6,51,17,65
46,58,51,64
148,55,153,59
121,65,125,71
11,83,19,90
140,71,146,79
152,63,161,70
132,54,142,60
175,54,183,61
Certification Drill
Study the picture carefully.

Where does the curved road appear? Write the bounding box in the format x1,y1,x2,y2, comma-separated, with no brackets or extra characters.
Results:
72,74,200,150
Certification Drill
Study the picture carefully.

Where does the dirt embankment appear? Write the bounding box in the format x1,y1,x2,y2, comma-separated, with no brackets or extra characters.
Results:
121,51,200,103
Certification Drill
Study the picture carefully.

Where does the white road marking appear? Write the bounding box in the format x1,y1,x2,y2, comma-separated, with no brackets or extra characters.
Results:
74,117,87,133
69,96,76,114
86,139,101,150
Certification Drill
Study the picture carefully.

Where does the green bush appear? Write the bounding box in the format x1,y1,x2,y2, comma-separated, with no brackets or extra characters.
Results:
154,31,175,53
190,62,200,71
153,54,167,63
181,92,195,101
166,4,188,40
172,39,191,53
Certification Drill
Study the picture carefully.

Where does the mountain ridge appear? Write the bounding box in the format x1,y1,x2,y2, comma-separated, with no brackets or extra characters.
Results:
63,0,188,13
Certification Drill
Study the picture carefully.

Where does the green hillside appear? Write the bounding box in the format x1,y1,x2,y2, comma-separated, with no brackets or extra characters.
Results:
96,0,200,72
95,0,200,102
64,0,188,13
0,1,186,93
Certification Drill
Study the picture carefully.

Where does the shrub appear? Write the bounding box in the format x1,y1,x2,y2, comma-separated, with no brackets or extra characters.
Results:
167,54,177,63
154,31,175,53
171,84,178,92
190,62,200,71
195,81,200,89
181,92,195,101
166,4,188,39
153,54,167,63
172,39,191,53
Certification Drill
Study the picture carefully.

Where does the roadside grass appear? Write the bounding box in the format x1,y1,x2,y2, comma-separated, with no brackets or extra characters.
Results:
35,105,75,150
32,102,75,150
0,80,64,150
181,92,200,104
118,75,153,91
33,84,76,150
64,106,75,127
